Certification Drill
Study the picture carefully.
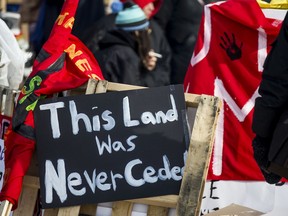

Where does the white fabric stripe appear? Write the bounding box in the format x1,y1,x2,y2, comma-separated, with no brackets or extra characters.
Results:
212,78,260,176
257,27,268,72
215,78,259,122
190,1,225,67
190,6,211,67
186,1,225,92
213,79,224,176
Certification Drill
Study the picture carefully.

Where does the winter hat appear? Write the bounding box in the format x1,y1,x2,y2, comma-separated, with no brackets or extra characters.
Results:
115,4,149,31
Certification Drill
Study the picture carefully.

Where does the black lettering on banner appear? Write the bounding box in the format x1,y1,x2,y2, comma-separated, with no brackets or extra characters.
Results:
201,180,220,215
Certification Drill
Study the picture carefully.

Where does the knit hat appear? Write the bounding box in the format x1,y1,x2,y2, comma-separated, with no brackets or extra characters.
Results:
115,4,149,31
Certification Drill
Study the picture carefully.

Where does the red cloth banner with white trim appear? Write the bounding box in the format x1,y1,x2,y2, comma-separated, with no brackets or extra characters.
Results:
184,0,283,180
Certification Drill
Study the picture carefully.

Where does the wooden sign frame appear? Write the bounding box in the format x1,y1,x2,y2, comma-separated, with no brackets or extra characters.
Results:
0,79,221,216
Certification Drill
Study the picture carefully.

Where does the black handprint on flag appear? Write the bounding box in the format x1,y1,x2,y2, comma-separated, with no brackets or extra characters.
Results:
220,32,243,60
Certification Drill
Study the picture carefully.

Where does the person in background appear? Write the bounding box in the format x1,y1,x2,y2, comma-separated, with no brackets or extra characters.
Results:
83,0,166,56
153,0,221,84
94,2,171,87
251,12,288,184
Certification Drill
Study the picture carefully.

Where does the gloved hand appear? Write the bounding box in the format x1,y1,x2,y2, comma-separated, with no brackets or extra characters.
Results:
252,135,281,184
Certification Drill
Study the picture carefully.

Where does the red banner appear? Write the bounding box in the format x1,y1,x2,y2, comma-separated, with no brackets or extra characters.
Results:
184,0,282,180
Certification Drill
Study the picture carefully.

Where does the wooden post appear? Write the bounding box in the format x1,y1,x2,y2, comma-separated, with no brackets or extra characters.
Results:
0,0,7,12
3,89,16,117
176,95,221,216
0,201,12,216
0,86,5,114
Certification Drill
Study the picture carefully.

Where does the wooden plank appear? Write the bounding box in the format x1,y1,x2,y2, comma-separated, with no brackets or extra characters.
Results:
184,93,201,108
3,89,18,117
43,208,59,216
79,204,98,216
13,176,40,216
13,180,39,216
85,79,99,94
0,200,12,216
26,152,39,177
21,23,29,42
107,82,146,92
147,205,169,216
112,201,133,216
107,82,200,104
95,79,108,93
107,82,201,108
22,175,40,188
57,206,80,216
0,86,5,114
128,195,177,208
0,0,7,12
76,80,201,108
176,95,221,216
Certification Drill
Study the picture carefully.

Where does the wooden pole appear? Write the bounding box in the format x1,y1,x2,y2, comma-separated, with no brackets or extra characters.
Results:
0,0,7,12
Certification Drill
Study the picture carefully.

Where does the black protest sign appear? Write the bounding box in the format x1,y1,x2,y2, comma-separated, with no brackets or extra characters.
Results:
34,85,188,209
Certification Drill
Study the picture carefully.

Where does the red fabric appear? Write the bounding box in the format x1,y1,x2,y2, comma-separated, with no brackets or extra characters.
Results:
184,0,282,180
121,0,162,17
1,128,35,210
0,0,104,209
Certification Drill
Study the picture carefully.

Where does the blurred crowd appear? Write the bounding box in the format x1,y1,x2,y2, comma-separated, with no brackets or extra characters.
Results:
0,0,221,90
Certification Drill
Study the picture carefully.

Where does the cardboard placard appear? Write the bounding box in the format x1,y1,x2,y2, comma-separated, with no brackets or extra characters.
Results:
34,85,188,209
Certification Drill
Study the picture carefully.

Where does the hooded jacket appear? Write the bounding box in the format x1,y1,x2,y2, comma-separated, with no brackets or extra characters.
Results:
252,12,288,138
95,19,171,87
95,30,144,86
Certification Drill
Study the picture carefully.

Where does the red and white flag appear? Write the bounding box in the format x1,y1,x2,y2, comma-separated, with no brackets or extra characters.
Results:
184,0,283,180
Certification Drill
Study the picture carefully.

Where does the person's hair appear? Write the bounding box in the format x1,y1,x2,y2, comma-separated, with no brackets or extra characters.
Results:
133,29,152,70
115,2,153,70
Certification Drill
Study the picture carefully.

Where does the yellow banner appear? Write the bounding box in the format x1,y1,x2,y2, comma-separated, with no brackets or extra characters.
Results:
257,0,288,8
